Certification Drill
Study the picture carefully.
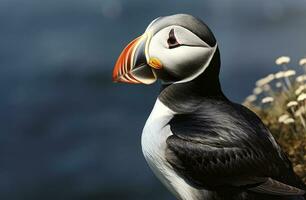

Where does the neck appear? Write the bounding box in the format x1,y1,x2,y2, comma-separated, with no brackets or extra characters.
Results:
158,48,228,113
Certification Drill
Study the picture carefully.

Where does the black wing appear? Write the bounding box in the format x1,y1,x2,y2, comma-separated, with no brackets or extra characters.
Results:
165,101,305,195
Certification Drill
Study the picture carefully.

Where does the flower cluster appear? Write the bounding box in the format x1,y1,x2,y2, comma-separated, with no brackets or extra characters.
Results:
244,56,306,183
244,56,306,131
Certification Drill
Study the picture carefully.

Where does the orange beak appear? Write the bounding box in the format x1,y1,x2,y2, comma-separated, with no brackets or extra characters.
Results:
112,34,157,84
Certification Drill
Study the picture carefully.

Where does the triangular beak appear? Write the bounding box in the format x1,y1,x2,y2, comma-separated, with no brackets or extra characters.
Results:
112,34,156,84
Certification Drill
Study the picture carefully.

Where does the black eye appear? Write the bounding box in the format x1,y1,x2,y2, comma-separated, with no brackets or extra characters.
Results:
167,29,180,49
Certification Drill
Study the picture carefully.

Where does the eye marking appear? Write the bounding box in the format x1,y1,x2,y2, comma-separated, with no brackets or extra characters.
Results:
167,28,180,49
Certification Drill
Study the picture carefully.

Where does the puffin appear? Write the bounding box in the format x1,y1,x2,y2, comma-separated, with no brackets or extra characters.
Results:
112,14,306,200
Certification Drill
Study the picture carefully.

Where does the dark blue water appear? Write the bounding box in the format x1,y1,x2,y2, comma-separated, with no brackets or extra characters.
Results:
1,0,306,199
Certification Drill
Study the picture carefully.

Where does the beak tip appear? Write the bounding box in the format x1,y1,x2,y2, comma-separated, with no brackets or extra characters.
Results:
112,76,117,82
112,77,120,83
112,69,120,83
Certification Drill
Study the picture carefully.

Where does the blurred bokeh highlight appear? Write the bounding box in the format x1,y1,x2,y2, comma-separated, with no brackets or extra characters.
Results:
1,0,306,199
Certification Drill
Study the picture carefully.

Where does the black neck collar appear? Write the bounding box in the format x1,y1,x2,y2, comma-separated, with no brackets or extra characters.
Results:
158,48,228,113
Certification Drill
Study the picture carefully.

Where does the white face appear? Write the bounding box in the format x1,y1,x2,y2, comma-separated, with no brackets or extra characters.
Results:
147,25,217,84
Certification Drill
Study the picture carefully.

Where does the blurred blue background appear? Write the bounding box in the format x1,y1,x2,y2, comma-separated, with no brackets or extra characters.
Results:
1,0,306,199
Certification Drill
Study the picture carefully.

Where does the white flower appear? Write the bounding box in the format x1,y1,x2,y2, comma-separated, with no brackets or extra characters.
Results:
275,82,282,88
253,87,263,95
296,75,306,83
275,71,284,79
299,58,306,66
295,85,306,95
255,78,266,87
278,114,289,123
287,101,298,108
297,93,306,101
275,56,290,65
266,74,275,82
283,118,295,124
255,74,274,87
261,97,274,104
283,70,296,77
245,95,257,102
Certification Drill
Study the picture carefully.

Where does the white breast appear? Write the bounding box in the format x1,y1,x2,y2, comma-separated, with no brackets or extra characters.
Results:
141,99,208,200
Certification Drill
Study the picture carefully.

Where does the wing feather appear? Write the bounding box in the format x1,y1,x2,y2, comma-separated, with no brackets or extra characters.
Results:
165,102,306,195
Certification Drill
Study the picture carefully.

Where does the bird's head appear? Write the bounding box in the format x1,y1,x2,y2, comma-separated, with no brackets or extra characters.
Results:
112,14,219,85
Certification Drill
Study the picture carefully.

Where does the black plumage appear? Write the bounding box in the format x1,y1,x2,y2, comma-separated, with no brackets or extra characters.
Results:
159,48,306,200
166,100,305,199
